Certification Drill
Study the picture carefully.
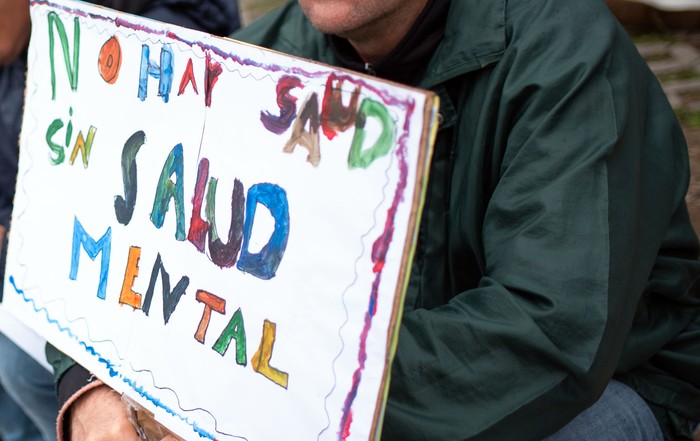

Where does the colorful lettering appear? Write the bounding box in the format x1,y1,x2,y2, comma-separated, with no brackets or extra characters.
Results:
141,253,189,324
283,92,321,166
138,44,174,102
45,118,65,165
206,178,245,269
65,109,73,148
150,143,186,240
68,126,97,167
251,320,288,388
348,98,396,169
98,36,121,84
237,183,289,280
204,51,222,107
114,131,146,226
48,12,80,100
177,58,198,96
194,290,226,344
119,246,142,309
187,158,210,252
321,73,361,140
69,217,111,300
212,307,247,366
260,75,302,135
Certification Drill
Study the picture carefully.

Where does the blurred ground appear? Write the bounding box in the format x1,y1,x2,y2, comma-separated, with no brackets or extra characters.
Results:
237,0,700,235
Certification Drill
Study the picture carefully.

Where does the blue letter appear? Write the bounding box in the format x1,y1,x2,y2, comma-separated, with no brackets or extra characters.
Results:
69,217,112,300
237,183,289,280
138,44,174,102
150,143,185,240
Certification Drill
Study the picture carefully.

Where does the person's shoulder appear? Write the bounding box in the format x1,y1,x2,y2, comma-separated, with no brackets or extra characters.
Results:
501,0,641,68
504,0,620,43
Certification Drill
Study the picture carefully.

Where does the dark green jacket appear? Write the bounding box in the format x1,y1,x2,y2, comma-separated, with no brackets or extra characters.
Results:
231,0,700,439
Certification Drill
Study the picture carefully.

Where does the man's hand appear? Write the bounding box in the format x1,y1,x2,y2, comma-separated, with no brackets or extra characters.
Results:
68,384,140,441
68,383,185,441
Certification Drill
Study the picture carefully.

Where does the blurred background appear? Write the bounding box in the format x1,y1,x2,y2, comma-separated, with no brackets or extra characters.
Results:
238,0,700,234
605,0,700,234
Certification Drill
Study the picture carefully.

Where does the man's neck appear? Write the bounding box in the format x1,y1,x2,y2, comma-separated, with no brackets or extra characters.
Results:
343,0,429,63
328,0,450,86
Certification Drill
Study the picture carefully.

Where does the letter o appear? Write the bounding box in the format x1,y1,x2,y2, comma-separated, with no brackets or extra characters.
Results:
98,36,122,84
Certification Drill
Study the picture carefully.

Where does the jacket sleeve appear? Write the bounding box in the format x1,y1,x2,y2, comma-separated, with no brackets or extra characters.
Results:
382,2,700,440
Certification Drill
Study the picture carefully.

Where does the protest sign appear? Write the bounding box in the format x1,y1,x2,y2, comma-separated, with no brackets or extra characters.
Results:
3,1,439,439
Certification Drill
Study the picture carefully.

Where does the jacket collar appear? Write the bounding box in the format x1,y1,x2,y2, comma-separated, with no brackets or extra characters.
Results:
419,0,506,89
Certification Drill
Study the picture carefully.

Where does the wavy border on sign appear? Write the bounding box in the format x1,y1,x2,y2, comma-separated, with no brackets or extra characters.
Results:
8,275,245,440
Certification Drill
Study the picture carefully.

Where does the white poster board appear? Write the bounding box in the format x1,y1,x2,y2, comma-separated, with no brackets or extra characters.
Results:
4,1,438,440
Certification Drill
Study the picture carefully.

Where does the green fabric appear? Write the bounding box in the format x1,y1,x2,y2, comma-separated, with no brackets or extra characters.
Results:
46,343,76,394
233,0,700,440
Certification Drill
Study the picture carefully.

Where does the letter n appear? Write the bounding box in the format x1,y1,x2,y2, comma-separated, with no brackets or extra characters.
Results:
141,253,189,324
69,217,111,300
48,12,80,100
138,44,174,102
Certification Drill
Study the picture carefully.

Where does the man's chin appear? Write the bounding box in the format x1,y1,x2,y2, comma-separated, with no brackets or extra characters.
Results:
299,2,361,36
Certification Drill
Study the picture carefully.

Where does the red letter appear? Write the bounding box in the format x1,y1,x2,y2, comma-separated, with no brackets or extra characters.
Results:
187,158,210,252
320,73,360,140
178,58,198,96
204,51,222,107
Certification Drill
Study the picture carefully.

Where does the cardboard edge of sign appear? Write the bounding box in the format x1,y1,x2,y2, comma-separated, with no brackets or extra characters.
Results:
369,93,441,441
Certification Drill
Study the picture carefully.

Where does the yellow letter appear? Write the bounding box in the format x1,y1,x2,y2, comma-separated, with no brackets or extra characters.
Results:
252,320,289,388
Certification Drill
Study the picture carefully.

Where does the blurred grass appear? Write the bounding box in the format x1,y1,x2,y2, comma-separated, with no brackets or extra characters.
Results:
677,109,700,128
238,0,286,25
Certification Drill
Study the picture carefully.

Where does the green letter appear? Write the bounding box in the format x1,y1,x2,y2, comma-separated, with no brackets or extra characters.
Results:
348,98,395,169
212,308,247,366
48,12,80,100
150,144,185,240
45,118,65,165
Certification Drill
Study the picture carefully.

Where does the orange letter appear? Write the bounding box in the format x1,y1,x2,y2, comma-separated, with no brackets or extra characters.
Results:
98,36,121,84
194,290,225,343
119,246,142,309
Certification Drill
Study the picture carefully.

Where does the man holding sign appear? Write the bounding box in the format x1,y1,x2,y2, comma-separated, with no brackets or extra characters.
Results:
52,0,700,440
